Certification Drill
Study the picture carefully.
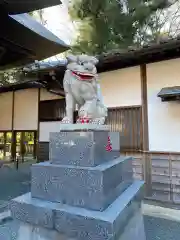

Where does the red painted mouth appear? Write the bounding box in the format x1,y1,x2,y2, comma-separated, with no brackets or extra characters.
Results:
71,71,94,80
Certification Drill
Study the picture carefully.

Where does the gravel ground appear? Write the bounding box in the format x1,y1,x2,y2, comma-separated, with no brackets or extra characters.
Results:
144,216,180,240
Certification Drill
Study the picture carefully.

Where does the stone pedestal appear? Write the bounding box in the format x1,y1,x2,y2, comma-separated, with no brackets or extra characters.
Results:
9,124,146,240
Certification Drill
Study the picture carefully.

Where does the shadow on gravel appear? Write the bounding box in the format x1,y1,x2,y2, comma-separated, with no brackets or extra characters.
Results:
0,161,33,211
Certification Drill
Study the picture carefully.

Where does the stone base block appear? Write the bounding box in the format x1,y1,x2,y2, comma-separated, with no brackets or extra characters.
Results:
10,181,145,240
58,124,110,132
37,131,120,163
118,210,146,240
109,132,120,152
49,131,117,167
31,157,133,211
5,211,145,240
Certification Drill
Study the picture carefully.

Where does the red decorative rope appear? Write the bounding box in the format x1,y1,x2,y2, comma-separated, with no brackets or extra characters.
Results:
106,136,112,152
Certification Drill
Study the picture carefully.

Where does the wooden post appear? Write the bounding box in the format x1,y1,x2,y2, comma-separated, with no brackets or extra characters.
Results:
11,91,15,161
21,132,25,162
36,88,40,162
11,131,16,162
3,132,7,159
33,131,37,160
140,64,152,196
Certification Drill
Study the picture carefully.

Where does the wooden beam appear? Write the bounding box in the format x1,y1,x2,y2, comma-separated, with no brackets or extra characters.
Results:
140,64,152,196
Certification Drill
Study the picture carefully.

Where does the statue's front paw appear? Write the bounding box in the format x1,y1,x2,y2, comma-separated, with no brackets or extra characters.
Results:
77,117,90,124
91,117,105,125
61,117,73,124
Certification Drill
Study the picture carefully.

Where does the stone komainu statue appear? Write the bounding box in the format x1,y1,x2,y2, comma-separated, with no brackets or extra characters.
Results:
61,54,107,124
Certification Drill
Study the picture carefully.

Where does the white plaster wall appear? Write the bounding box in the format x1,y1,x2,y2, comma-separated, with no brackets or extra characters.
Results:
100,66,141,107
147,58,180,152
0,92,13,131
40,88,63,101
39,121,61,141
14,89,38,130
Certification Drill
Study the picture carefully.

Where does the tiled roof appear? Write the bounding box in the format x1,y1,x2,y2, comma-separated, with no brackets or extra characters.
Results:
23,36,180,74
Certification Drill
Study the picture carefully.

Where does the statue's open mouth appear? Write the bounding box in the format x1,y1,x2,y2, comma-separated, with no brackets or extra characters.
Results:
71,71,94,81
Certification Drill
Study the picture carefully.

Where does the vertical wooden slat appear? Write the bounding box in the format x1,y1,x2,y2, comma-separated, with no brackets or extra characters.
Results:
117,107,121,133
116,108,118,131
120,108,123,147
132,108,135,150
135,108,138,151
137,107,141,151
140,107,143,152
127,108,131,149
169,154,173,202
122,108,126,149
132,108,136,151
109,109,113,130
112,109,115,131
137,108,141,150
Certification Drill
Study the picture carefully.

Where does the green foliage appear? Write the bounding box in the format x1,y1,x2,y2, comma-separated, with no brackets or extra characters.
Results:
0,68,25,86
69,0,176,54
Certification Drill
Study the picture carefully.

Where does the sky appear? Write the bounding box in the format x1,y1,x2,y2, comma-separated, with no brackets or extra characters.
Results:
35,2,77,62
43,2,76,45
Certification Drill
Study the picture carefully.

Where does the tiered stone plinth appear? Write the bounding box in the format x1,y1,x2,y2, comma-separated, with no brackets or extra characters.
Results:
9,124,146,240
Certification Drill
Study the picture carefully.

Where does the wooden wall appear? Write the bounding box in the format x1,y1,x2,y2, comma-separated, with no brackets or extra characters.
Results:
125,152,180,204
